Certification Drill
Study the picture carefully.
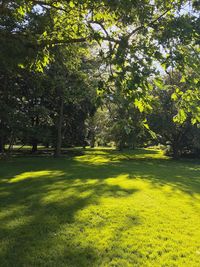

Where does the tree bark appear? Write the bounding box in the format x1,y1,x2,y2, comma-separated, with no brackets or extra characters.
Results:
7,133,14,153
0,135,5,153
31,115,39,153
172,142,180,159
45,142,49,148
54,95,64,157
31,139,38,153
90,133,95,148
117,140,125,151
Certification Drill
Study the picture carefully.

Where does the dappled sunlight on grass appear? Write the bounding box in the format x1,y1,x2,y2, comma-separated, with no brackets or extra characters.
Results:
9,170,65,183
74,148,168,165
0,148,200,266
4,215,33,230
105,174,152,192
75,154,112,164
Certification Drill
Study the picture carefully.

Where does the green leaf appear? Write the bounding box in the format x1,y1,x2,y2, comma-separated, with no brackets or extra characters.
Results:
154,79,163,89
191,118,197,125
180,76,186,83
171,93,178,101
69,1,75,8
173,109,187,124
134,99,144,112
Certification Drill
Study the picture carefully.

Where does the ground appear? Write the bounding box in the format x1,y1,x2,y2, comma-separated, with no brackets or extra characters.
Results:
0,148,200,267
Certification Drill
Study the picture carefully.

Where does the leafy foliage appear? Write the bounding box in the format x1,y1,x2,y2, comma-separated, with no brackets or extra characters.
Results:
0,0,200,155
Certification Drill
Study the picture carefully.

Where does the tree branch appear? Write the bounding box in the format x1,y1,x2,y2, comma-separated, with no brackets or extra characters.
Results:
28,0,68,13
127,9,170,39
41,37,88,46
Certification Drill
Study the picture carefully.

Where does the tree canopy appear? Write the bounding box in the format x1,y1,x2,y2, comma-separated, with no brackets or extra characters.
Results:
0,0,199,156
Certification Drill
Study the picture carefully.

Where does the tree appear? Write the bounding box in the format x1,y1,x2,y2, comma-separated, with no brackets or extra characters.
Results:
45,45,97,156
90,100,149,150
1,0,200,155
149,72,200,158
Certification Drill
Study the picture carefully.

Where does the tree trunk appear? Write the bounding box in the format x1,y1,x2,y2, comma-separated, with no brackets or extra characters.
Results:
54,96,64,157
90,133,95,148
8,134,14,153
31,115,39,153
45,142,49,148
0,135,5,153
117,140,124,151
31,139,38,153
172,142,180,159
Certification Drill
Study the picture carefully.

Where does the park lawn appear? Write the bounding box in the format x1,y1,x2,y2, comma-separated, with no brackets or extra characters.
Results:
0,148,200,267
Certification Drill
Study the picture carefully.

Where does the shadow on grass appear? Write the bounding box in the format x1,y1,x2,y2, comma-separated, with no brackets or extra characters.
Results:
0,149,200,266
0,158,139,266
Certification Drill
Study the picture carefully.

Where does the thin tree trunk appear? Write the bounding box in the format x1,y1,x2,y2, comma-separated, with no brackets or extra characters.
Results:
90,132,95,148
45,142,49,148
54,95,64,157
172,142,180,159
0,135,5,153
31,139,38,153
118,141,124,151
8,133,14,153
31,115,39,153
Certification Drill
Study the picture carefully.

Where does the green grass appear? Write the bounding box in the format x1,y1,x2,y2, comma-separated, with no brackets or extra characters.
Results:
0,148,200,267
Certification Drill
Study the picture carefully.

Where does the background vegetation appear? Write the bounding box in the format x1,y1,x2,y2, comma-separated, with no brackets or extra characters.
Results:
0,0,200,158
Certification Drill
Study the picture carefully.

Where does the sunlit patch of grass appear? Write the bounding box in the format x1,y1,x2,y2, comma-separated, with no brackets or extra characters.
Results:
75,147,168,165
9,170,65,183
0,148,200,266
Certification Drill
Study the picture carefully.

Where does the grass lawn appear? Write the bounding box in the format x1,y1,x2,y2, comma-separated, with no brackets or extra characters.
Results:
0,148,200,267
